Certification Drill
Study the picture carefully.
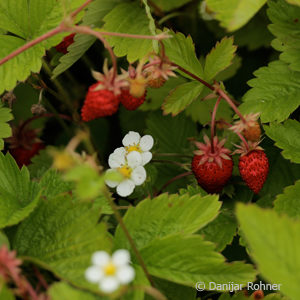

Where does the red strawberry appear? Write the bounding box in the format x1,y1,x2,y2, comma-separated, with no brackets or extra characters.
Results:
10,143,44,168
251,290,264,299
81,83,120,122
191,136,233,193
119,89,146,110
55,33,75,54
6,123,44,168
238,149,269,194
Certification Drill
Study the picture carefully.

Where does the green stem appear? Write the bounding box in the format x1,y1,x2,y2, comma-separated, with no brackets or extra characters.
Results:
104,190,155,287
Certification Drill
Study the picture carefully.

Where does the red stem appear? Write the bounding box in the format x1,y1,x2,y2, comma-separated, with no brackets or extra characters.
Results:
210,96,222,153
70,0,93,18
155,171,193,196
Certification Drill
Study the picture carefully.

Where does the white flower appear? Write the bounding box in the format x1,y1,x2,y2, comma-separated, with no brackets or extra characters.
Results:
85,249,135,293
122,131,154,166
105,148,147,197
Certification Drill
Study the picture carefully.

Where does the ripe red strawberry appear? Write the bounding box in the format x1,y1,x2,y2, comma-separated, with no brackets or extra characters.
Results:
238,149,269,194
119,89,146,110
55,33,75,54
6,123,44,168
81,83,120,122
10,143,44,168
191,136,233,193
251,290,264,299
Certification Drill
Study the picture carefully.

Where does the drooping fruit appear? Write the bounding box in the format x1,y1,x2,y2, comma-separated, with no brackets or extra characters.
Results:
81,83,120,121
119,89,146,110
235,141,269,194
230,113,261,142
55,33,75,54
191,136,233,193
6,123,44,168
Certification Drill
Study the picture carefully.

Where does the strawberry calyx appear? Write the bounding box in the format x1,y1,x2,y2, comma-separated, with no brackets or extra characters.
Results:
230,113,260,135
193,135,231,168
91,60,128,96
233,140,263,156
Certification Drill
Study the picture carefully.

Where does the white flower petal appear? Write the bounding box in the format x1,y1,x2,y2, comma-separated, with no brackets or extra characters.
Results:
85,266,104,283
140,135,154,151
127,151,142,168
116,266,135,284
108,149,126,168
116,180,135,197
100,276,120,293
105,169,119,188
122,131,140,147
131,166,146,186
92,251,110,267
112,249,130,266
141,152,152,165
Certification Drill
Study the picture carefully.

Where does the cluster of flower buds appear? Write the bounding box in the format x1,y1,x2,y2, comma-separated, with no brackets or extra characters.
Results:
105,131,154,197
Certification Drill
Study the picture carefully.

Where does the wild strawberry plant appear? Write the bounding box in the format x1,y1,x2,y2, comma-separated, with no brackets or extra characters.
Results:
0,0,299,299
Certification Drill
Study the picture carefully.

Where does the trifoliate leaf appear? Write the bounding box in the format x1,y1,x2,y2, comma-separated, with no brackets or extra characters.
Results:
140,234,256,288
115,193,221,250
274,180,300,219
215,55,242,82
237,204,300,300
204,37,237,81
102,2,155,62
52,0,120,78
0,153,41,229
163,31,204,79
0,103,12,150
206,0,267,31
139,76,187,111
240,60,300,123
163,81,204,116
268,0,300,71
13,194,111,291
264,120,300,163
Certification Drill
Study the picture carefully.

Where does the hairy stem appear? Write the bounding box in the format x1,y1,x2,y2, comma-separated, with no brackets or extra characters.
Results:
70,0,93,18
104,190,155,287
210,96,222,153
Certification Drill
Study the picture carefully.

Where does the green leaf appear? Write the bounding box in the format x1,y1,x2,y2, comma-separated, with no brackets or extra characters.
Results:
115,193,221,250
28,148,53,179
163,31,204,79
52,0,120,78
199,208,237,251
149,0,193,12
102,3,155,62
0,0,88,92
215,55,242,82
0,280,15,300
13,194,111,291
162,81,204,116
0,153,41,229
268,0,300,71
204,37,237,81
206,0,267,31
0,231,9,248
240,60,300,123
146,111,197,153
264,120,300,163
0,103,12,150
285,0,300,5
139,76,187,111
237,204,300,300
274,180,300,219
0,35,45,93
140,234,256,288
48,282,101,300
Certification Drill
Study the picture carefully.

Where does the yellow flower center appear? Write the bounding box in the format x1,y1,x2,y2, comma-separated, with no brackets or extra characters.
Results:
104,262,117,276
118,165,132,178
126,144,142,153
